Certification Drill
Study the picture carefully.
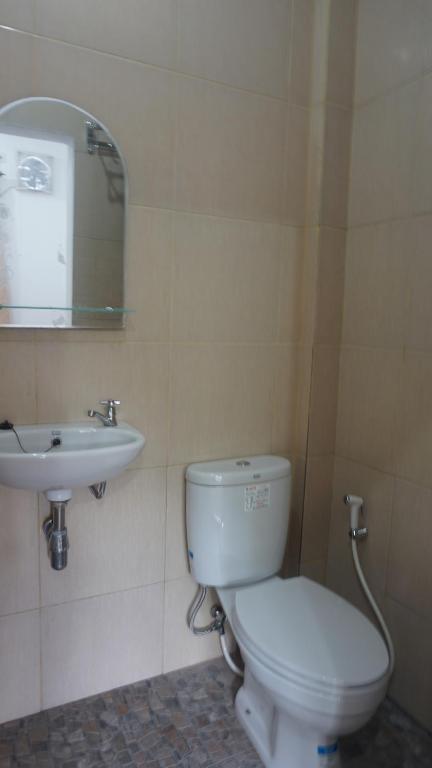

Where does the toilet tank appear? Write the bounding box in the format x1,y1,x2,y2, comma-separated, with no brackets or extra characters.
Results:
186,455,291,588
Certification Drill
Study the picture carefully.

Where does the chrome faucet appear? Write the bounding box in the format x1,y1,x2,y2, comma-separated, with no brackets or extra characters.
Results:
88,399,120,427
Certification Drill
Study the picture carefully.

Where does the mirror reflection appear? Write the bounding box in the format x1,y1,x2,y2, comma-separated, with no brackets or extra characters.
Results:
0,98,126,328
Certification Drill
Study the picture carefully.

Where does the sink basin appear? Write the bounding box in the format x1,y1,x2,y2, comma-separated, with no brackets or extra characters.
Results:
0,421,145,495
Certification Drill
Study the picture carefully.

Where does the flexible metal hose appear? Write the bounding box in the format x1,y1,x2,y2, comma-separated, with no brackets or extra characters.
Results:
188,585,218,635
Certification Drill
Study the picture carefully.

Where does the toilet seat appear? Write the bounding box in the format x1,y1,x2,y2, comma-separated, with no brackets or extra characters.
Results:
231,577,389,695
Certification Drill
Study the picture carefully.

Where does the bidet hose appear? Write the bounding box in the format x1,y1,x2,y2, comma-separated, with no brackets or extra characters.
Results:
219,632,244,678
351,539,395,676
188,585,217,635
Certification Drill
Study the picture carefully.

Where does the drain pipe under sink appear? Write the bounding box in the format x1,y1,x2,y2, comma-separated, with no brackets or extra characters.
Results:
344,494,395,676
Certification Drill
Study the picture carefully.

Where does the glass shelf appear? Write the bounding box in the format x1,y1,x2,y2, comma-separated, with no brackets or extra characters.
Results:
0,304,135,314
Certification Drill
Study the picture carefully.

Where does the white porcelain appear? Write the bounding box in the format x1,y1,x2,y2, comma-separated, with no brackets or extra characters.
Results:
0,421,145,494
186,455,390,768
186,455,291,587
220,579,389,768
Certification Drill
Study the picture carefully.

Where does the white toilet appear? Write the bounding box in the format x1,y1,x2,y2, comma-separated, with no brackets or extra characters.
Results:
186,455,390,768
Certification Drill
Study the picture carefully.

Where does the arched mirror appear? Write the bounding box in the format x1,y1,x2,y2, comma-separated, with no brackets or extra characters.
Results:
0,97,130,328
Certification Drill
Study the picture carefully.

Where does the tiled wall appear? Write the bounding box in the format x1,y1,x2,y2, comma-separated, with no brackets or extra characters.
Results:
299,0,356,582
0,0,319,722
326,0,432,731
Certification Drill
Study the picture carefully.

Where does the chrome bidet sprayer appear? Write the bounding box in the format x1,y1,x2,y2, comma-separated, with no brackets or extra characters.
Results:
343,494,368,539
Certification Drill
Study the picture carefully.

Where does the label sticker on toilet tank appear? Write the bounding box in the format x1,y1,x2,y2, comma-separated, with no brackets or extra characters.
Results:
317,742,339,767
244,484,270,512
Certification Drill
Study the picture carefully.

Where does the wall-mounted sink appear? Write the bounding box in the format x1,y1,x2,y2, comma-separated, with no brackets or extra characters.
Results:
0,408,145,571
0,421,145,498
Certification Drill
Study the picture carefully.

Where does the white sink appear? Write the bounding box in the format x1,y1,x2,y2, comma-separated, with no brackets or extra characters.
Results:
0,421,145,496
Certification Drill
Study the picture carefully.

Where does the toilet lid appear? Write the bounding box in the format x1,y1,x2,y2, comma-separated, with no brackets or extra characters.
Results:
232,577,389,689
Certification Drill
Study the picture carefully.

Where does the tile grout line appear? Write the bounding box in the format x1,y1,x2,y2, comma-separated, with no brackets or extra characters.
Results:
0,22,353,112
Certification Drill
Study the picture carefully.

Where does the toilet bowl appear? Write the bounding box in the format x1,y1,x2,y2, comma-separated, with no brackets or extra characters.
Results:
186,455,390,768
217,576,389,768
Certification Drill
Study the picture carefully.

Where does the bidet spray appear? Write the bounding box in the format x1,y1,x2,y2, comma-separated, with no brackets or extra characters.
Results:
343,494,364,532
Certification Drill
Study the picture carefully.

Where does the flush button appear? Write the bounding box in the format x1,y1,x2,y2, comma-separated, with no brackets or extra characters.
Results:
236,460,251,467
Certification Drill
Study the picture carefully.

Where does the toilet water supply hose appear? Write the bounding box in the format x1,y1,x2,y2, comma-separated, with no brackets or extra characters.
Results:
344,495,395,676
188,585,244,677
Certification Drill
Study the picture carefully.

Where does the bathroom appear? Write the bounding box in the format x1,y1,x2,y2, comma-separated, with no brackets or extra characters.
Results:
0,0,431,766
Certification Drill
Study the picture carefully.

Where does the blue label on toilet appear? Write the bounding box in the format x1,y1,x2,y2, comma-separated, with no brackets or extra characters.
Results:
317,743,338,756
317,742,339,766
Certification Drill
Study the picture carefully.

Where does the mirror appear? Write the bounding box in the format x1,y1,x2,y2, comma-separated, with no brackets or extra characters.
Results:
0,97,128,328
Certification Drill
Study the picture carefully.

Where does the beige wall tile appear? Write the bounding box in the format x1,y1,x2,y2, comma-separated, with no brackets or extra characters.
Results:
36,342,169,467
336,347,401,474
277,226,305,343
320,105,351,228
33,38,176,209
175,77,285,221
279,227,318,347
422,3,432,76
271,345,308,457
384,598,432,732
308,346,339,457
326,0,356,108
0,0,34,31
283,105,310,226
395,351,432,489
288,0,315,107
0,487,38,616
172,214,281,343
279,455,305,571
41,584,164,709
0,611,40,724
413,74,432,216
40,468,165,606
391,81,419,220
294,345,314,458
169,344,274,464
301,455,334,562
125,207,173,342
387,479,432,618
163,575,220,673
407,216,432,350
343,221,411,348
166,465,189,582
306,107,326,226
327,458,394,615
300,558,327,585
178,0,291,99
354,0,424,104
297,228,320,344
0,342,36,423
0,27,33,111
291,456,306,516
349,83,418,225
0,329,35,342
35,0,177,69
314,227,345,345
283,557,301,578
349,97,387,224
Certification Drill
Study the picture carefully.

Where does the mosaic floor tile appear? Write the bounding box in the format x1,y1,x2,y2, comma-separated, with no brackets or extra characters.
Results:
0,658,431,767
